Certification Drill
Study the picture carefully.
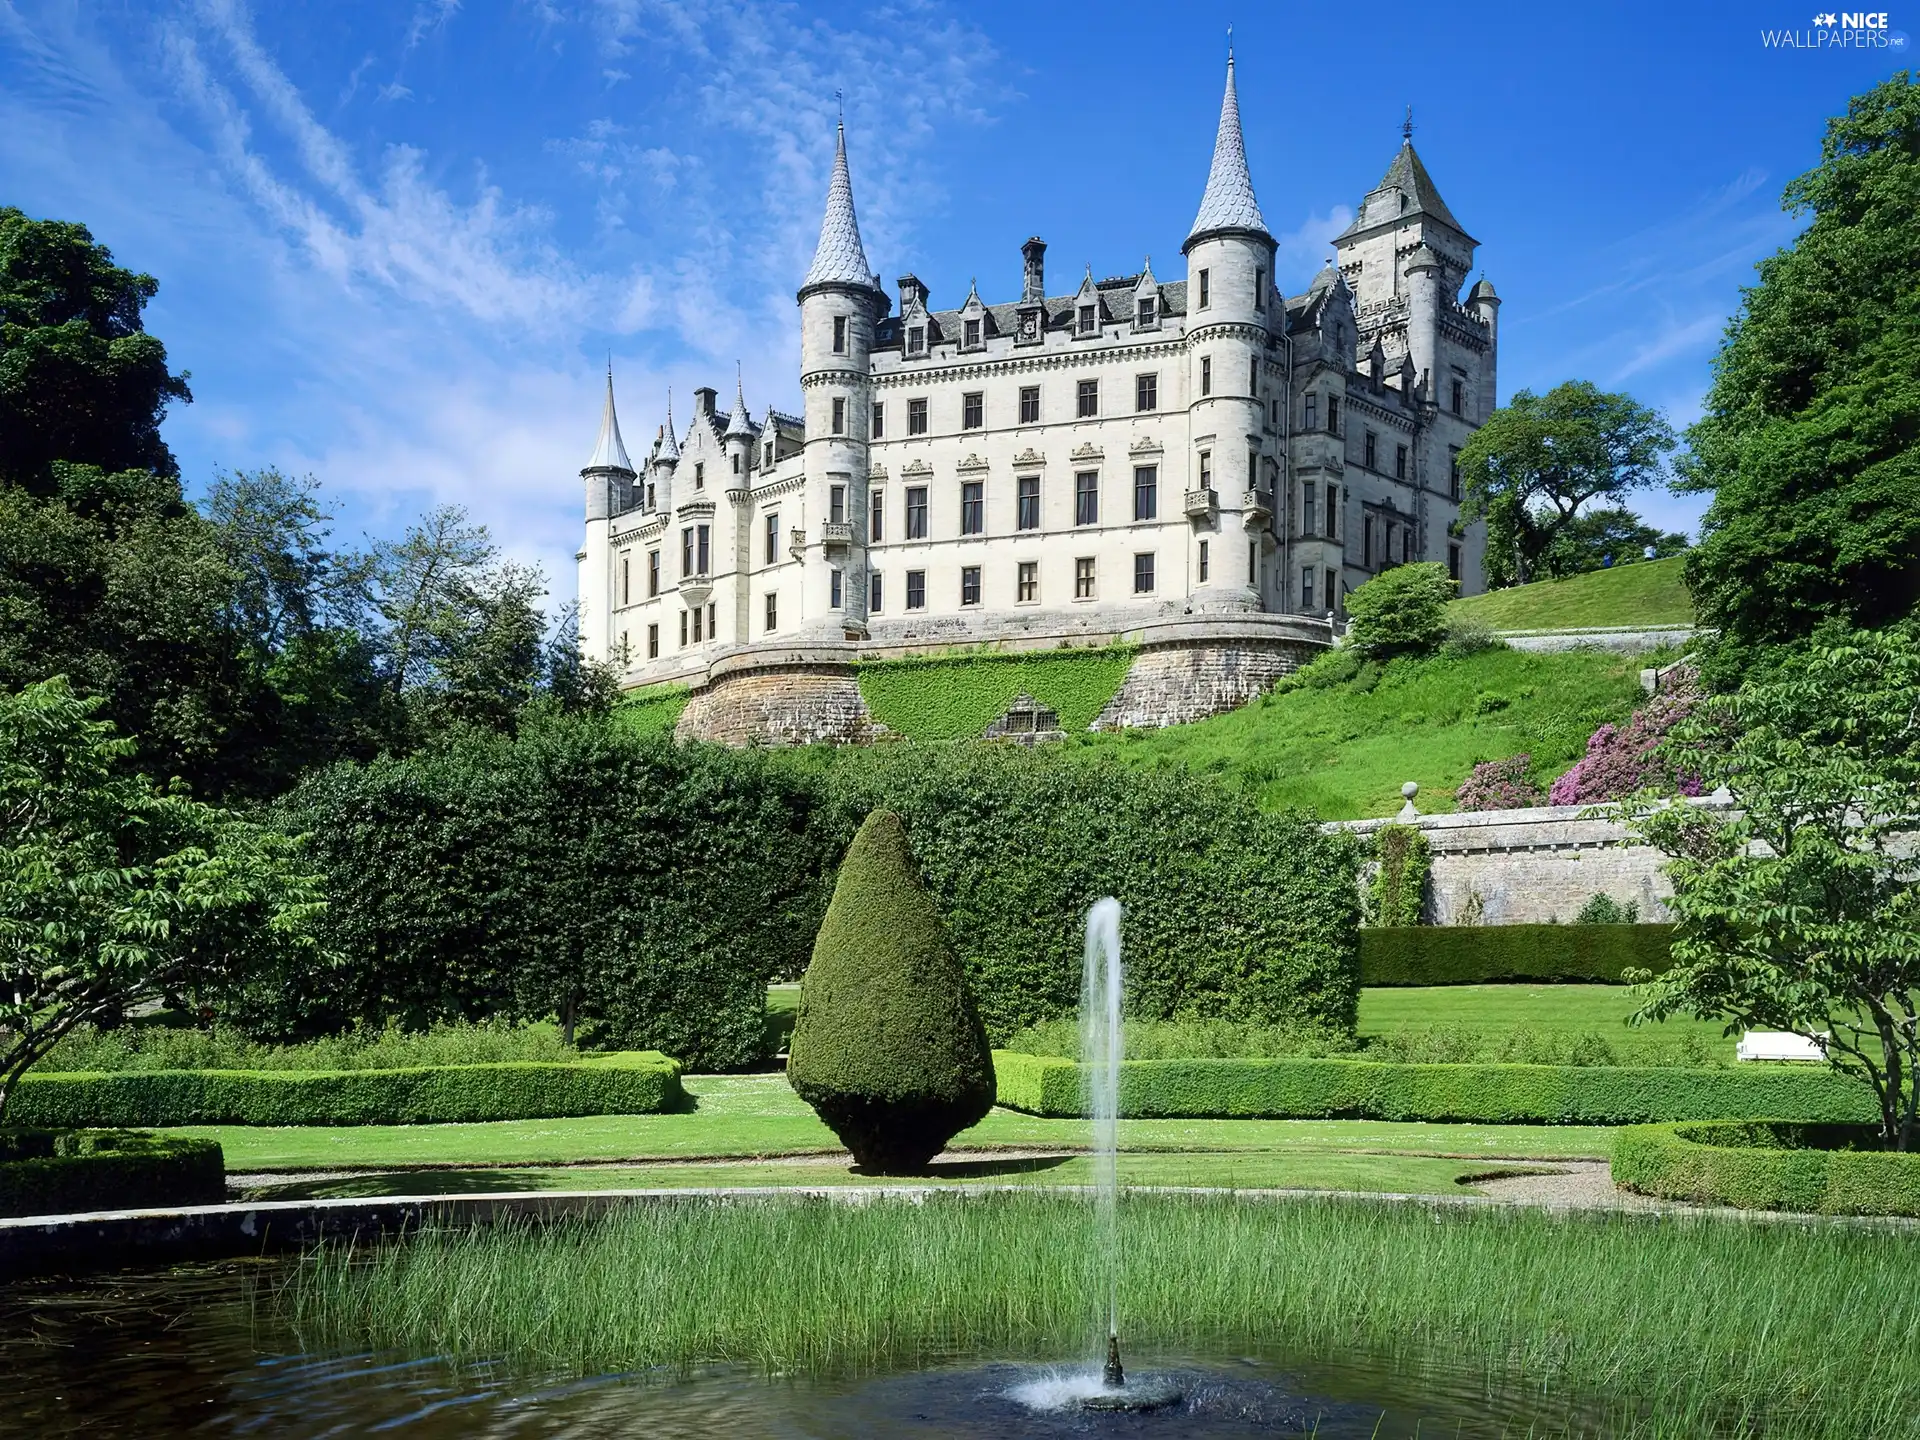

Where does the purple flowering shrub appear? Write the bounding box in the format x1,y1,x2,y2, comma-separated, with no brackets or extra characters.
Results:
1455,754,1544,811
1548,676,1705,805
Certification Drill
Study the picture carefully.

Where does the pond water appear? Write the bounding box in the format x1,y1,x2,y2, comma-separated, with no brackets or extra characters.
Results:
0,1260,1622,1438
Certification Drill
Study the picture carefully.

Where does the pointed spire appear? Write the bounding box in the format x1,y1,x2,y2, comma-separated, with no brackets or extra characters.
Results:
724,363,754,438
656,389,681,465
1185,53,1270,249
584,366,634,473
801,120,877,293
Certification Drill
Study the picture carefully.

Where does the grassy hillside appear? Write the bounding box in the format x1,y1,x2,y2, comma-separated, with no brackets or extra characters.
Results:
613,683,690,738
1068,645,1649,819
1449,555,1694,632
856,646,1133,740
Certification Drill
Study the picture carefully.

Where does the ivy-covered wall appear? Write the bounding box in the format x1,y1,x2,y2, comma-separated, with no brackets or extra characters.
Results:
855,647,1135,740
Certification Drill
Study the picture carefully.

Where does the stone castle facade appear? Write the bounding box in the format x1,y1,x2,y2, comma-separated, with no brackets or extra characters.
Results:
577,57,1500,731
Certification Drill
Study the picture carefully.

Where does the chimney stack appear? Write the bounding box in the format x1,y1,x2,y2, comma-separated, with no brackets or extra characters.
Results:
1021,237,1047,303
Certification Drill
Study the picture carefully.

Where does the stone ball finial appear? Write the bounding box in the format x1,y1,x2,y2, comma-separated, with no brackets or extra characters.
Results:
1396,781,1420,822
1402,781,1419,800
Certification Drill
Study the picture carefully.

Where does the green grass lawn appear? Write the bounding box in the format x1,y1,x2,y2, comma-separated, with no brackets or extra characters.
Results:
1359,984,1736,1062
1068,645,1647,818
1448,555,1694,632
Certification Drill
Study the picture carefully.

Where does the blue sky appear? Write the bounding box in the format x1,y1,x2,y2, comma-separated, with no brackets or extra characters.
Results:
1,1,1909,607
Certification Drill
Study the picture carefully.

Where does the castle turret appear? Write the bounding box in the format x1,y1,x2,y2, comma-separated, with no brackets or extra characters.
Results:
1404,242,1443,402
579,370,635,664
1468,276,1500,417
796,120,885,639
645,392,680,516
723,366,754,482
1183,52,1275,613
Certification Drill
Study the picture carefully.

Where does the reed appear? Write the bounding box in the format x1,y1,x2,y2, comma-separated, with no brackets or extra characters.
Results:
287,1192,1920,1438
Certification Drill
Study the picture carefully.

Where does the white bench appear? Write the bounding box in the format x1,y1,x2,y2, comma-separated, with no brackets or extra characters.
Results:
1737,1030,1826,1062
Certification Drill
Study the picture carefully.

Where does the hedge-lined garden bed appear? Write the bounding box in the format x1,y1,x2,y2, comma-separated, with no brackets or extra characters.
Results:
1612,1121,1920,1216
991,1051,1875,1126
1360,924,1674,986
0,1129,225,1218
7,1051,683,1128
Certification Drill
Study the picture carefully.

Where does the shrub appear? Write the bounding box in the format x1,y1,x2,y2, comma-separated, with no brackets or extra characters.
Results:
1455,754,1544,811
1440,615,1500,658
1366,824,1429,926
1613,1121,1920,1216
787,811,996,1173
1548,673,1704,805
992,1051,1878,1125
0,1129,224,1219
1360,924,1673,985
36,1019,577,1074
1000,1018,1354,1062
1344,563,1456,658
1576,893,1641,925
5,1052,682,1127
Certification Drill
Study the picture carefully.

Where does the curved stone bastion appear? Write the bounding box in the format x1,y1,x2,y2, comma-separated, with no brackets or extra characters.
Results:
669,614,1333,746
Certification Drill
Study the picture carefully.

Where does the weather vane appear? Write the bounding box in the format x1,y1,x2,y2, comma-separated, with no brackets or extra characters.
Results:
1403,104,1415,143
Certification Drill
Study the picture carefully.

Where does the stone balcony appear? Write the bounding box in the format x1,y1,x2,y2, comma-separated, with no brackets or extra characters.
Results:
1183,487,1218,520
820,521,854,549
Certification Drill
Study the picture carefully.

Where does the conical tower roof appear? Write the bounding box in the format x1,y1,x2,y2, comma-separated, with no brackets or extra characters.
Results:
801,122,877,293
655,391,681,464
584,369,634,473
1185,54,1270,250
724,367,754,438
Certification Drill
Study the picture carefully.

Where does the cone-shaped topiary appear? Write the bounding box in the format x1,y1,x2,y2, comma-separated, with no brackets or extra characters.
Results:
787,809,996,1173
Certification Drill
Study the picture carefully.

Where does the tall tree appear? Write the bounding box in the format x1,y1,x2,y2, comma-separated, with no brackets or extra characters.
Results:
1457,381,1678,587
1680,73,1920,649
1541,505,1689,580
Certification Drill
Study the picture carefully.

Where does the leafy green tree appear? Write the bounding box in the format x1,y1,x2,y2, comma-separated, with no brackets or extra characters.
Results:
1458,381,1678,587
1624,624,1920,1150
0,677,323,1119
1541,505,1689,580
1343,562,1455,658
1680,73,1920,649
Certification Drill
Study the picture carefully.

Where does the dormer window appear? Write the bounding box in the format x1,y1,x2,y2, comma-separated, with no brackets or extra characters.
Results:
965,318,981,348
1077,304,1096,335
764,442,773,466
1136,296,1156,328
907,325,925,355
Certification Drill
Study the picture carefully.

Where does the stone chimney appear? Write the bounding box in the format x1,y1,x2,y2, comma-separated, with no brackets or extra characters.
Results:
692,386,718,418
1021,237,1046,302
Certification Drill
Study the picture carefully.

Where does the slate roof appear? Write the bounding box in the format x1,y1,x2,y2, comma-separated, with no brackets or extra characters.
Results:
801,124,879,293
584,372,634,473
1337,140,1472,241
1186,56,1270,246
876,277,1188,352
653,394,681,463
724,375,757,439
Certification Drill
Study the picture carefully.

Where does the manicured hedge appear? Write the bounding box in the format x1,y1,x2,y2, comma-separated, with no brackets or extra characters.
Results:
990,1050,1877,1126
7,1051,682,1128
1612,1122,1920,1216
0,1129,225,1218
1360,924,1675,985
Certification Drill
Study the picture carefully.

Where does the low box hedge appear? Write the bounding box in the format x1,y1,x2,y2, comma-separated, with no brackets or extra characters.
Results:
1360,923,1675,986
7,1051,683,1128
990,1050,1876,1126
1612,1121,1920,1216
0,1129,225,1218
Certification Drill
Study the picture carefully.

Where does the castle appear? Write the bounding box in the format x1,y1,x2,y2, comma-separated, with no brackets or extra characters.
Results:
578,56,1498,737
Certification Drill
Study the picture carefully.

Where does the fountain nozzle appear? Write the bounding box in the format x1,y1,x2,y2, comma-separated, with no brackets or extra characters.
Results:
1102,1334,1125,1390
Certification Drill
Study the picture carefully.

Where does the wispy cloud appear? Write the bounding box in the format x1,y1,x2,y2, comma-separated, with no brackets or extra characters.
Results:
1273,205,1354,291
1610,311,1727,381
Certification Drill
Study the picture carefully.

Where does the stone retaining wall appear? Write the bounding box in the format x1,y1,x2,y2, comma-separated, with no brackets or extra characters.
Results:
674,644,878,746
1094,632,1317,730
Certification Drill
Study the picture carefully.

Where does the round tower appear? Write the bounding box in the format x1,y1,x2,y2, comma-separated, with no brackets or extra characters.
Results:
723,366,755,485
796,121,884,640
1404,244,1444,404
579,370,635,665
1467,276,1500,419
1182,52,1276,614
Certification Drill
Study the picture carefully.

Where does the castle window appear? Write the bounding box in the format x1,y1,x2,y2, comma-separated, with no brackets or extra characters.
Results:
1327,568,1339,613
1364,516,1374,568
1136,373,1157,412
1201,356,1212,397
1198,269,1210,308
621,555,630,606
764,513,778,566
1249,356,1258,395
1076,379,1098,418
707,601,716,639
1019,386,1040,424
764,594,777,632
1451,378,1465,415
1327,485,1339,540
906,486,928,539
1302,485,1316,535
1074,471,1099,527
1133,466,1158,522
872,403,885,439
648,549,660,596
763,443,773,467
1248,447,1259,488
961,480,984,536
1396,444,1408,480
965,317,981,348
1449,543,1462,582
830,569,842,609
906,570,926,609
694,461,705,488
833,315,847,354
731,452,741,475
1364,430,1377,469
697,524,711,575
1249,543,1260,591
908,398,928,435
960,565,982,606
870,491,884,543
869,570,883,613
1199,450,1212,489
1136,296,1156,328
1198,539,1210,582
831,397,846,435
1077,304,1096,335
1133,552,1156,594
963,392,983,429
907,325,925,355
648,623,659,658
1304,393,1318,431
1074,556,1096,599
1327,395,1341,435
679,611,687,647
647,482,657,509
692,605,703,642
1254,267,1265,308
1449,446,1462,501
681,527,694,578
1302,567,1315,609
1403,527,1413,563
830,485,846,525
1017,561,1038,602
1017,475,1040,530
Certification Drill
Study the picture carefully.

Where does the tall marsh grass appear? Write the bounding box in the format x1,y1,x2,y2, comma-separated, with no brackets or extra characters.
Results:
288,1193,1920,1438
